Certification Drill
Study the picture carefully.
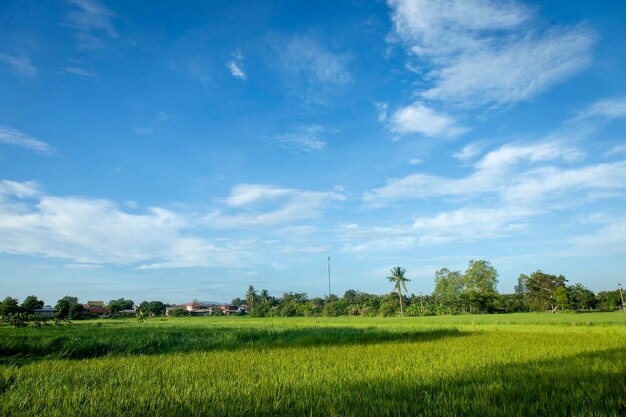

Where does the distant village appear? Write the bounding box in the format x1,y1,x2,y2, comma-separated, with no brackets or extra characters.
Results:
33,299,248,319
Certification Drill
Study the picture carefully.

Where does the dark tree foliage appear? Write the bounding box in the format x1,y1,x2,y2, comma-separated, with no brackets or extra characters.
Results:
21,295,45,313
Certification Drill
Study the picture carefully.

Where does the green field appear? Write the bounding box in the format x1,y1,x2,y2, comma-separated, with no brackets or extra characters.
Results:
1,313,625,416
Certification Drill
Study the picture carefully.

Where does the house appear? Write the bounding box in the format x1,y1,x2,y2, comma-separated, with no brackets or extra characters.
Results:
180,300,222,316
87,301,106,307
218,305,247,315
33,306,57,318
82,302,111,317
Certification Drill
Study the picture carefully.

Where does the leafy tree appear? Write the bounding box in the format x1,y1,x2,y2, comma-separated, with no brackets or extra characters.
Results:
566,284,596,311
463,260,499,313
596,290,621,311
387,266,410,316
525,271,567,312
21,295,44,313
108,298,134,314
433,268,464,311
139,300,166,316
246,285,257,313
554,286,569,312
259,289,270,303
169,308,189,317
55,296,80,319
231,297,245,306
0,296,20,315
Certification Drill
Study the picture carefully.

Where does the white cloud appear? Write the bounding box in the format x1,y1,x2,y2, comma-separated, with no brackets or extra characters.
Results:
276,125,328,152
408,158,423,165
606,144,626,157
422,27,594,106
64,0,118,49
0,180,40,198
412,207,533,244
364,141,615,204
276,35,351,85
375,102,389,122
0,182,243,269
390,102,468,137
205,184,345,228
0,125,53,154
0,54,37,77
388,0,594,107
577,98,626,120
453,142,484,161
227,50,246,80
64,66,97,77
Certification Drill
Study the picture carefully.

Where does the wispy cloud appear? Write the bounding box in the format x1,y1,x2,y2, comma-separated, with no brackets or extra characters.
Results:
63,66,98,77
204,184,345,228
364,141,610,204
412,207,533,244
388,0,594,107
132,111,178,136
227,50,246,80
576,97,626,120
63,0,118,49
0,54,37,77
277,35,351,85
0,125,53,154
275,125,329,152
453,142,484,161
390,102,468,138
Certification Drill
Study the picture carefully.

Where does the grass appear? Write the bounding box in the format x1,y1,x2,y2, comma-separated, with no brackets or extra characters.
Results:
1,313,625,416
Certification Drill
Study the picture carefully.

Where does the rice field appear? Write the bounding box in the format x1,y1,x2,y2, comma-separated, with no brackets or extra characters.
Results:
1,313,625,416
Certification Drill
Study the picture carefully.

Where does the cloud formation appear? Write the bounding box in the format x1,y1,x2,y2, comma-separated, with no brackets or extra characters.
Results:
388,0,594,107
227,50,246,80
0,54,37,77
0,125,53,154
390,102,468,138
275,125,329,152
63,0,118,49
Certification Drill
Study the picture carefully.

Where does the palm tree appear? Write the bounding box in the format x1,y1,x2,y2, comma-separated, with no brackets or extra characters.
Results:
387,266,411,316
260,289,270,303
246,285,257,313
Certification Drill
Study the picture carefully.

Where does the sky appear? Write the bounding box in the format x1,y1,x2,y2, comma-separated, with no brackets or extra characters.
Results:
1,0,626,305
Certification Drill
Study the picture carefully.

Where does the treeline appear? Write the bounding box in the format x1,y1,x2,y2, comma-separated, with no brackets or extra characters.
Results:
238,260,624,317
1,260,624,321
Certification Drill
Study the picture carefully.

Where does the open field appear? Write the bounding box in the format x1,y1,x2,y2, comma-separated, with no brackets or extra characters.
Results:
1,313,625,416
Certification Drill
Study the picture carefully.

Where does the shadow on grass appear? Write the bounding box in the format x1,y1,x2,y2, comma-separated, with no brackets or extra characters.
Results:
0,326,467,365
177,347,625,417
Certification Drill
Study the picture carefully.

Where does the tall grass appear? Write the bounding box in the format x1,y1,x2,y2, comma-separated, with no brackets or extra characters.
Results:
1,313,625,416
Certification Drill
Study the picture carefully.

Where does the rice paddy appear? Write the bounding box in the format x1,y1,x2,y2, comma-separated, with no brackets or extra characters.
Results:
1,313,625,416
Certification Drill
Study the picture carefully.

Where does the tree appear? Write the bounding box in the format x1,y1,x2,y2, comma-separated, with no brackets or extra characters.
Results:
21,295,44,313
554,286,569,312
462,260,498,313
55,296,80,319
138,300,166,316
387,266,410,316
259,289,270,303
566,284,596,311
525,271,567,312
433,268,464,311
108,298,134,314
0,297,20,315
246,285,257,313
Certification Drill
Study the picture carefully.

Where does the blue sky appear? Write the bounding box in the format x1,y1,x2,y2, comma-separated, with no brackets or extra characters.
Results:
1,0,625,304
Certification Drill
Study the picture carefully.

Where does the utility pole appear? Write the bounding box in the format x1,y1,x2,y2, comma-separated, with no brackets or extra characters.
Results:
328,256,331,298
619,283,625,312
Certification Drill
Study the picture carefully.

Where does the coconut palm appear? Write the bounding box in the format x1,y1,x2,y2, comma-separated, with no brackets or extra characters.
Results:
387,266,411,316
246,285,257,313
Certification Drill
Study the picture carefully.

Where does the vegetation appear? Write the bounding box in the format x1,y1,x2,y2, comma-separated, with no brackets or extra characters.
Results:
0,314,624,416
